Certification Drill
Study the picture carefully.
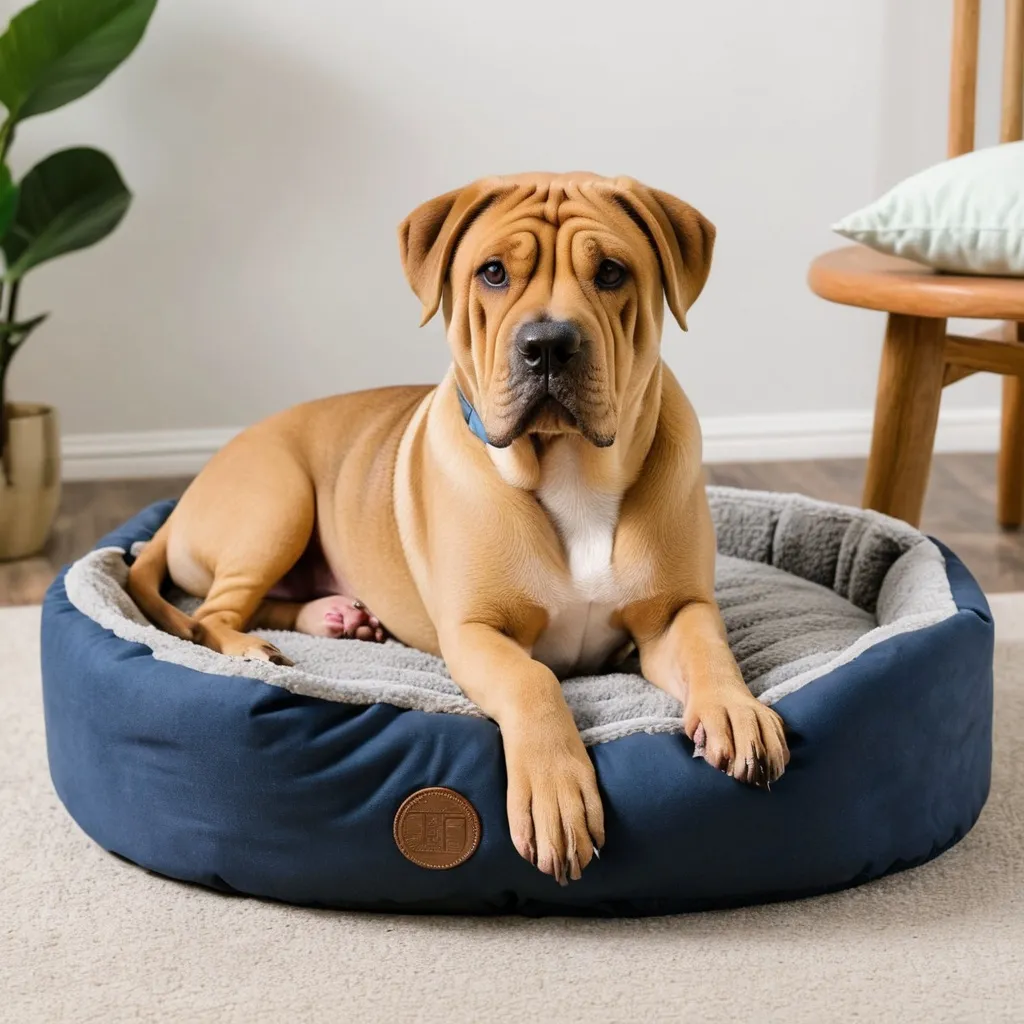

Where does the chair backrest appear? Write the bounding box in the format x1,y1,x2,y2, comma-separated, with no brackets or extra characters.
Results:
949,0,1024,156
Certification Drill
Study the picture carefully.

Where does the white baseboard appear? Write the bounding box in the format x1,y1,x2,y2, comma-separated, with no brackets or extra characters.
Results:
60,407,1001,481
700,406,1000,463
62,428,240,481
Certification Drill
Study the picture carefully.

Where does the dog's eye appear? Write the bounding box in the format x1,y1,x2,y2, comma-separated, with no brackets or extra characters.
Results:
594,259,627,290
478,260,508,288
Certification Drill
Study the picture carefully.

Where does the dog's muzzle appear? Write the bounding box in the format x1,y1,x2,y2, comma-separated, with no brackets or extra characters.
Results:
496,317,614,447
514,319,582,378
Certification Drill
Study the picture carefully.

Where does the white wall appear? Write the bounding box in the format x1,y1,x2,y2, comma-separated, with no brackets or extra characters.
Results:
0,0,1009,472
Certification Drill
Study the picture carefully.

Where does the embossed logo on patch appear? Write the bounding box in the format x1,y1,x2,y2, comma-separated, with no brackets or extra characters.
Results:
394,787,481,869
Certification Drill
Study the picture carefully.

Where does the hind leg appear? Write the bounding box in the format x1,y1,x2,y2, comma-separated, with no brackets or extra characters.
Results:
165,427,318,665
193,582,297,666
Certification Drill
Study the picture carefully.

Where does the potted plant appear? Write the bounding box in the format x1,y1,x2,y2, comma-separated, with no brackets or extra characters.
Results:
0,0,157,560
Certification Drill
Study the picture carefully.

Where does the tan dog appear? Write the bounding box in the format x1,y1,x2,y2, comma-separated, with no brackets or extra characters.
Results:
128,172,789,885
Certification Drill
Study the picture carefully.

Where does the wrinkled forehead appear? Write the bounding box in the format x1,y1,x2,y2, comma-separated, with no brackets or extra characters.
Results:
453,178,656,270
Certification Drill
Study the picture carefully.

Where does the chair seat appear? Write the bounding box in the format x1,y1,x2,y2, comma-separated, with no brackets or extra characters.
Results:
808,245,1024,320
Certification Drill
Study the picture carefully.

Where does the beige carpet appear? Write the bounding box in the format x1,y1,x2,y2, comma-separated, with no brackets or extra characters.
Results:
3,598,1024,1024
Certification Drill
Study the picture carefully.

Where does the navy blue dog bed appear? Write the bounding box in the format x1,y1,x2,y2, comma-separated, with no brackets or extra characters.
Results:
41,490,994,916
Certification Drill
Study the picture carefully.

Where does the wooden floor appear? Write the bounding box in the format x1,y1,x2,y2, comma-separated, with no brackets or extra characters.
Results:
2,452,1024,606
0,478,192,607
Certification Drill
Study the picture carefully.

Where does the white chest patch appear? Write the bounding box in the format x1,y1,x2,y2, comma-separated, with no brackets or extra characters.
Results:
530,447,630,677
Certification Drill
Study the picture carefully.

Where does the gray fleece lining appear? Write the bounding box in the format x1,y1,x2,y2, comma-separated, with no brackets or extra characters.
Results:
63,487,957,746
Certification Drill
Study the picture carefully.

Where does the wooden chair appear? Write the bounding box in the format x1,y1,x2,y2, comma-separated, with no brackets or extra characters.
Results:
808,0,1024,528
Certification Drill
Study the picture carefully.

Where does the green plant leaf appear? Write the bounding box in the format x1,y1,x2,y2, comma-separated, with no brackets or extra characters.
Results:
0,0,157,123
0,312,48,344
0,164,16,243
2,147,131,282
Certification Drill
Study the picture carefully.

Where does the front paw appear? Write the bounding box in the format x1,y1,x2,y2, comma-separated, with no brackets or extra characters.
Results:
503,720,605,885
684,691,789,788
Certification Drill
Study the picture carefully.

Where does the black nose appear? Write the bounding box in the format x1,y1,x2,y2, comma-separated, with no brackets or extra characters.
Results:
515,320,582,376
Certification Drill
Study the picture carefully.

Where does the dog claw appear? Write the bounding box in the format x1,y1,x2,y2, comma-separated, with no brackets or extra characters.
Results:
242,643,293,667
569,854,583,882
691,722,707,759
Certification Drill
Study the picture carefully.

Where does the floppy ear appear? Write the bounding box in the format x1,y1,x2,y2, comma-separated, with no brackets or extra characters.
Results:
398,182,501,326
612,181,716,331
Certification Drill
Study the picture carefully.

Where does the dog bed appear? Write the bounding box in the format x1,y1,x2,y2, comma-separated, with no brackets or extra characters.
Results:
41,488,993,916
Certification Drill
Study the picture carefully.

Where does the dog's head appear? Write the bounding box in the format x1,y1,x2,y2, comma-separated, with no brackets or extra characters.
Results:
399,172,715,449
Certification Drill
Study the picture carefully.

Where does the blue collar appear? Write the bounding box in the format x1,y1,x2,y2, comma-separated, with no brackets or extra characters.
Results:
456,385,489,445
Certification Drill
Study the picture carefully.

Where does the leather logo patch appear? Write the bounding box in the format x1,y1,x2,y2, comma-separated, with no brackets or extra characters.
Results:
394,787,481,869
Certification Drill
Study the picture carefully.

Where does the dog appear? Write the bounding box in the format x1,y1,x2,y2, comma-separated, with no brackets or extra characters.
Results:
128,172,789,885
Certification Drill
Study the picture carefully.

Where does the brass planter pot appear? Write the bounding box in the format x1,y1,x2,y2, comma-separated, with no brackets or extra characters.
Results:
0,403,61,561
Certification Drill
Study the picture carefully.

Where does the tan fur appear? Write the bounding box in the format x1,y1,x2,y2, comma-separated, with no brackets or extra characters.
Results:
127,172,788,885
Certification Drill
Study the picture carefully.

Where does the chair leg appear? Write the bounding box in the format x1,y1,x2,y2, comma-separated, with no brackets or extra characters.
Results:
997,324,1024,529
862,313,947,527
